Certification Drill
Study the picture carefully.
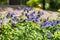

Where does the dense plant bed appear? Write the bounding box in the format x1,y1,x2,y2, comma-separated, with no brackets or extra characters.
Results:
0,7,60,40
1,18,60,40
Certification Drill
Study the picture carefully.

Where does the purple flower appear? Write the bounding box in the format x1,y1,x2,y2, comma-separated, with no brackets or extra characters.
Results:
44,20,49,24
28,16,33,21
35,19,38,22
44,19,48,22
41,20,51,28
38,11,44,16
11,13,15,17
28,18,32,21
30,14,35,20
36,15,40,19
32,19,36,22
24,7,32,11
28,17,35,21
43,20,57,26
46,34,51,38
35,19,39,22
41,23,47,28
41,12,44,15
30,13,35,17
9,17,17,24
12,17,17,21
45,21,51,26
17,7,21,10
35,15,40,22
31,17,35,19
6,12,15,18
51,20,57,26
36,16,40,19
36,19,40,22
31,17,35,21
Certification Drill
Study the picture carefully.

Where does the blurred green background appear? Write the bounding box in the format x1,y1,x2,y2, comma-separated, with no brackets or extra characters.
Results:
0,0,7,5
0,0,60,11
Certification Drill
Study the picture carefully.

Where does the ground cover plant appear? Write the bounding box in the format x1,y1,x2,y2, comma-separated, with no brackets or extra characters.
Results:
0,7,60,40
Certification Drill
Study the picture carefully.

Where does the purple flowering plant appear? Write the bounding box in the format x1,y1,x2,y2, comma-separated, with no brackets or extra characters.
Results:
0,7,60,40
6,12,15,18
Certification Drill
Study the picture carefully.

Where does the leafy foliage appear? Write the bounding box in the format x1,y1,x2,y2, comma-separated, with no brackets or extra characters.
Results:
0,4,60,40
0,15,60,40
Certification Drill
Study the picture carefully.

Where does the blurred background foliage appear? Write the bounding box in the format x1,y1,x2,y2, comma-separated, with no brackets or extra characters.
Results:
0,0,7,5
0,0,60,11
